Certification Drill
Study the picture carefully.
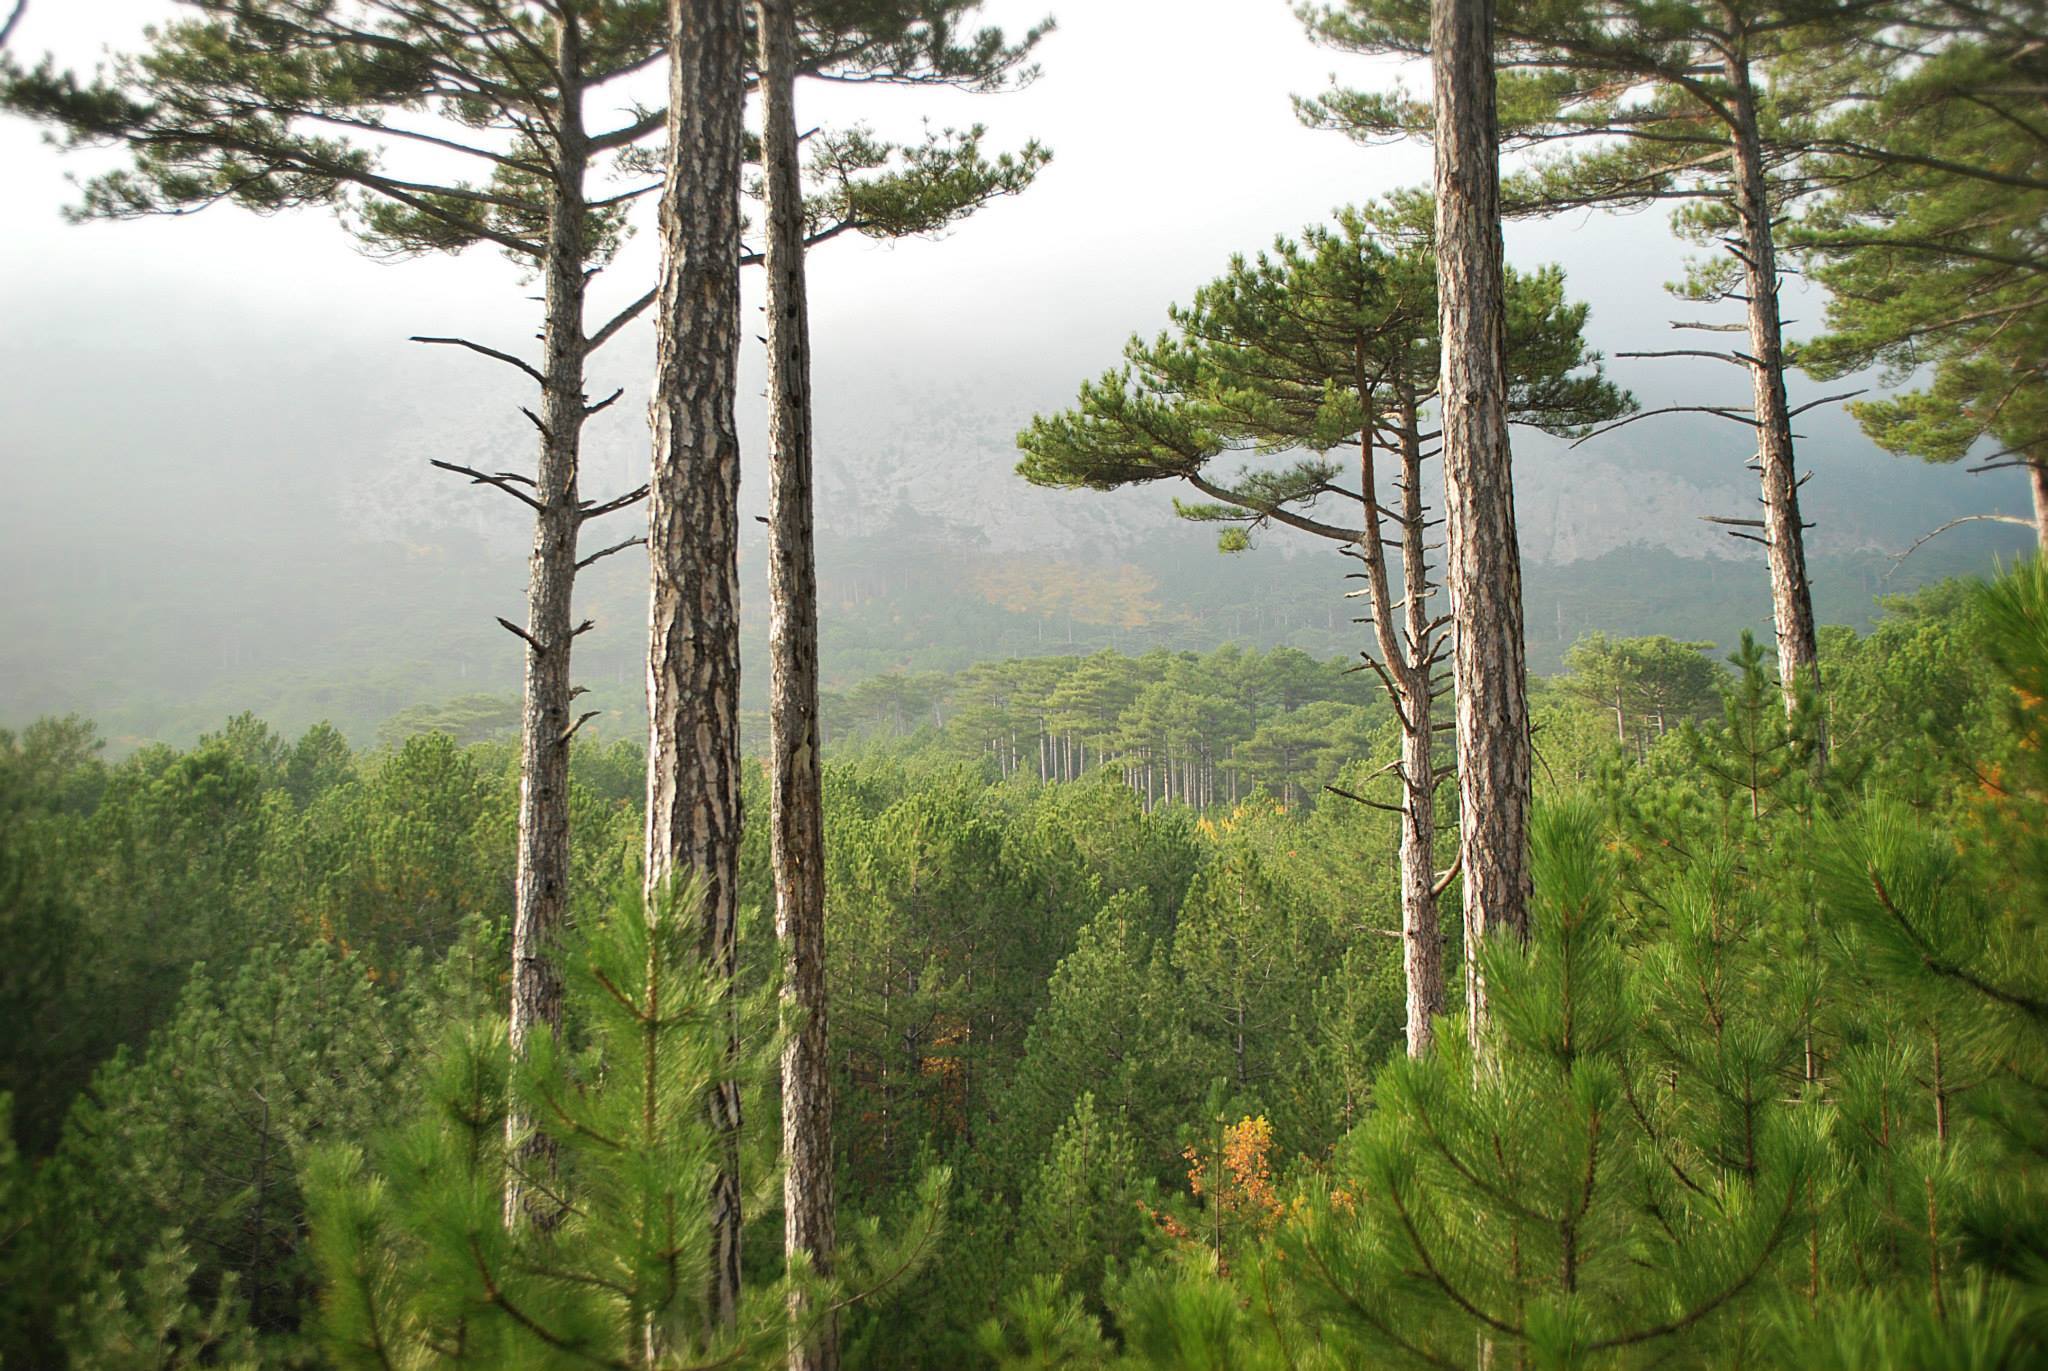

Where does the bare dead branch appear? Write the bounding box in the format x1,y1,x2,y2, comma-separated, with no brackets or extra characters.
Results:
430,459,545,513
576,535,646,570
588,288,656,351
409,334,545,386
1884,513,2036,582
1571,403,1759,447
497,616,541,651
1618,349,1750,368
579,485,649,522
1326,783,1407,815
1787,389,1867,418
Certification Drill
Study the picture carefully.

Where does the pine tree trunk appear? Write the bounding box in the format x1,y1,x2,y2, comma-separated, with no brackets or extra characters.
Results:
1400,701,1442,1057
1433,0,1532,1061
756,1,836,1363
2031,458,2048,551
1725,41,1823,756
1398,397,1446,1057
1354,391,1442,1059
646,0,746,1334
505,11,589,1232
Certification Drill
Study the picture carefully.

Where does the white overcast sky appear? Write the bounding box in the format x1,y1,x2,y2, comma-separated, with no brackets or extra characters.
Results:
0,1,2022,618
0,0,1704,392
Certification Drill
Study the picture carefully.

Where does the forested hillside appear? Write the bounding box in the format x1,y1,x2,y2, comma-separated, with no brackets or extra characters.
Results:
4,0,2047,1367
1,576,2041,1366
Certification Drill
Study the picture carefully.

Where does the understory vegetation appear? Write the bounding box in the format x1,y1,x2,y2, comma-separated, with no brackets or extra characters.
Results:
2,567,2042,1368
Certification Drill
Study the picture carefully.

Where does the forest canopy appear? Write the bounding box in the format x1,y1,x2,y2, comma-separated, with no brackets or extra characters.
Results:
2,0,2046,1368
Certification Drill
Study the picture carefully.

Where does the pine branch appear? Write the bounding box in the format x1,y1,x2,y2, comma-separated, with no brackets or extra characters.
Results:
578,485,649,522
430,460,545,513
410,335,545,387
576,535,646,571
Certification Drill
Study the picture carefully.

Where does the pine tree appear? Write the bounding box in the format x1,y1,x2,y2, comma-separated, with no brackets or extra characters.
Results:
1430,0,1534,1045
47,929,499,1355
1019,201,1625,1056
1000,893,1208,1191
304,881,790,1368
645,0,749,1331
750,8,1045,1354
59,1234,262,1371
1014,1094,1152,1316
1172,851,1328,1102
1683,631,1817,822
2,0,1052,1231
1297,0,1902,747
1,10,669,1220
755,4,836,1359
1792,1,2048,548
1282,802,1824,1365
1812,558,2048,1340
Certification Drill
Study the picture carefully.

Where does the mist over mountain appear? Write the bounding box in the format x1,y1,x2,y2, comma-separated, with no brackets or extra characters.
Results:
0,0,2032,750
2,306,2026,751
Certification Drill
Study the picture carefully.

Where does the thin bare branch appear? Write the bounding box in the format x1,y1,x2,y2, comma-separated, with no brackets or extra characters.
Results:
1325,783,1407,816
430,459,545,512
410,334,545,386
576,535,646,570
1884,514,2036,582
1787,389,1866,418
578,484,649,522
497,616,541,650
1571,403,1759,447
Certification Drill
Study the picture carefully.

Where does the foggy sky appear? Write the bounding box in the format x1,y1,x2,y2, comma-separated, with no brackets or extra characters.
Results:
0,0,2033,741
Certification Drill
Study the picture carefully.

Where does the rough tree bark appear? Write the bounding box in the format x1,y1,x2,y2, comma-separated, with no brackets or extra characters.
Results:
1432,0,1531,1057
503,6,591,1233
646,0,747,1334
1724,31,1824,754
755,0,837,1366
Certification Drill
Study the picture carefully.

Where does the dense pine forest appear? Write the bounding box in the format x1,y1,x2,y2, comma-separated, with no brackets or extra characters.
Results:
4,0,2048,1368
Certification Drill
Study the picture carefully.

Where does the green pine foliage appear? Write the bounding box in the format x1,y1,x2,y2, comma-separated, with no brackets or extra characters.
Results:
1282,802,1825,1367
0,566,2040,1369
303,879,792,1369
52,936,464,1348
59,1233,264,1371
1014,1095,1153,1314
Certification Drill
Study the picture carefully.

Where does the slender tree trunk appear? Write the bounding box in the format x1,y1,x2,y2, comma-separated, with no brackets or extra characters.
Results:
2031,457,2048,551
1724,39,1823,757
646,0,747,1334
756,2,836,1363
1398,396,1446,1057
505,11,590,1232
1433,0,1531,1062
1353,388,1439,1058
